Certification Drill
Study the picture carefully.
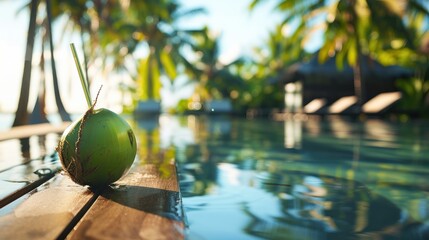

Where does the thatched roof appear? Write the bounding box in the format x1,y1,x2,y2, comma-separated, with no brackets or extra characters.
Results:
281,53,414,85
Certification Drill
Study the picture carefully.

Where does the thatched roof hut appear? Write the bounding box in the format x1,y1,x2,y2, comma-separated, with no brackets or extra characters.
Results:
281,53,414,106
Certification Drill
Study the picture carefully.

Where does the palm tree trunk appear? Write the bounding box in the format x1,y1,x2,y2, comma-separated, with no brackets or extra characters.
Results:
354,47,366,114
46,0,71,121
349,0,365,113
352,58,364,108
30,37,49,124
148,54,154,99
13,0,40,127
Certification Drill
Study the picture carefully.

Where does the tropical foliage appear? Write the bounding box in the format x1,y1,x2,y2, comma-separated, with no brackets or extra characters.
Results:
250,0,429,110
10,0,429,120
239,25,308,111
183,27,245,108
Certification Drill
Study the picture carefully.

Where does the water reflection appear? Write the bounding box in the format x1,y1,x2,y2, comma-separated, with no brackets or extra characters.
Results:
255,172,429,240
284,119,302,149
19,137,30,159
0,130,63,214
0,133,60,171
131,115,429,239
17,135,48,160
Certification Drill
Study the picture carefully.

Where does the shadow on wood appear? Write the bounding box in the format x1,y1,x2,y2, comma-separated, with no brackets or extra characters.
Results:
100,185,183,221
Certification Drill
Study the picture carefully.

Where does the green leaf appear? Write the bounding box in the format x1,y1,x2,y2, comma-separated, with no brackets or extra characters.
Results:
138,57,149,100
347,40,357,67
160,48,177,80
249,0,262,10
336,49,345,70
150,56,162,100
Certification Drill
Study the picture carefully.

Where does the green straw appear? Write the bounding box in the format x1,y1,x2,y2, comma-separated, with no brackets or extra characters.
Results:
70,43,92,108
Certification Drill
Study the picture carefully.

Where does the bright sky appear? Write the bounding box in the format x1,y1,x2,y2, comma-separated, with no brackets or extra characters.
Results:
178,0,284,62
0,0,317,115
0,1,28,113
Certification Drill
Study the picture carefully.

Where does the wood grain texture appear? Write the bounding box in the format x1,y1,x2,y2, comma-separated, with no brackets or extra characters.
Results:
0,175,95,240
68,161,185,240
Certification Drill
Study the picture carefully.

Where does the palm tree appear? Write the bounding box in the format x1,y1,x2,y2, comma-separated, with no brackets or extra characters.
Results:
185,27,245,104
244,25,308,110
250,0,429,110
379,7,429,115
30,26,49,124
46,0,71,121
13,0,39,127
54,0,205,109
13,0,72,127
32,0,209,112
125,1,205,103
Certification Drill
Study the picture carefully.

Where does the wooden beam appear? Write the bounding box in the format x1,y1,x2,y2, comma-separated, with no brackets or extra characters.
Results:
67,162,185,240
0,166,59,208
0,175,96,240
0,152,184,239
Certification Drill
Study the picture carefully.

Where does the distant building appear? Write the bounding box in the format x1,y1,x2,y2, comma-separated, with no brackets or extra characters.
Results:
280,53,414,113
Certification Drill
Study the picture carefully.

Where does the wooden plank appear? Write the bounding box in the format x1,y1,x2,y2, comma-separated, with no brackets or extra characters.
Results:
0,175,96,240
0,164,59,208
0,122,71,142
67,162,185,240
0,155,62,206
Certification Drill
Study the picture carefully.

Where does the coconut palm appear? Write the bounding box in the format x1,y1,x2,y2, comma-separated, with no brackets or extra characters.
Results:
253,24,308,81
250,0,429,110
46,0,71,121
13,0,39,127
56,0,205,106
11,0,208,125
124,0,205,102
379,9,429,115
185,27,245,105
13,0,74,127
244,25,308,110
30,24,49,124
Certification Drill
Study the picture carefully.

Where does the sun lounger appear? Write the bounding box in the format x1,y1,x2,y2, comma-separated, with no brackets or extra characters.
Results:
327,96,358,114
362,92,402,114
303,98,327,114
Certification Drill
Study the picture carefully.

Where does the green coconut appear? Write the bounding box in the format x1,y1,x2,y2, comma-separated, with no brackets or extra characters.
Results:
57,43,137,187
58,107,137,187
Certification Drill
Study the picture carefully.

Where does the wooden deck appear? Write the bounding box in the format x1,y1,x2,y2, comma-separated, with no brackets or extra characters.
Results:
0,123,185,240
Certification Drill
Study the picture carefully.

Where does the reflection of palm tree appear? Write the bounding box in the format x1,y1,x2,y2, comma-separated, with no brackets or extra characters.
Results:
250,172,429,239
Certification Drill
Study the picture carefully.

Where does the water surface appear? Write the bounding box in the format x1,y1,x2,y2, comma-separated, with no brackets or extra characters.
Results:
162,115,429,240
1,114,428,239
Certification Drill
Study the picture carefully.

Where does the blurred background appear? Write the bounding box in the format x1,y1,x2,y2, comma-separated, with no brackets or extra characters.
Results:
0,0,428,124
1,1,429,239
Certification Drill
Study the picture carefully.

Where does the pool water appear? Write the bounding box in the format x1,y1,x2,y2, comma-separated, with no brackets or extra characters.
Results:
1,114,429,239
167,115,429,240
